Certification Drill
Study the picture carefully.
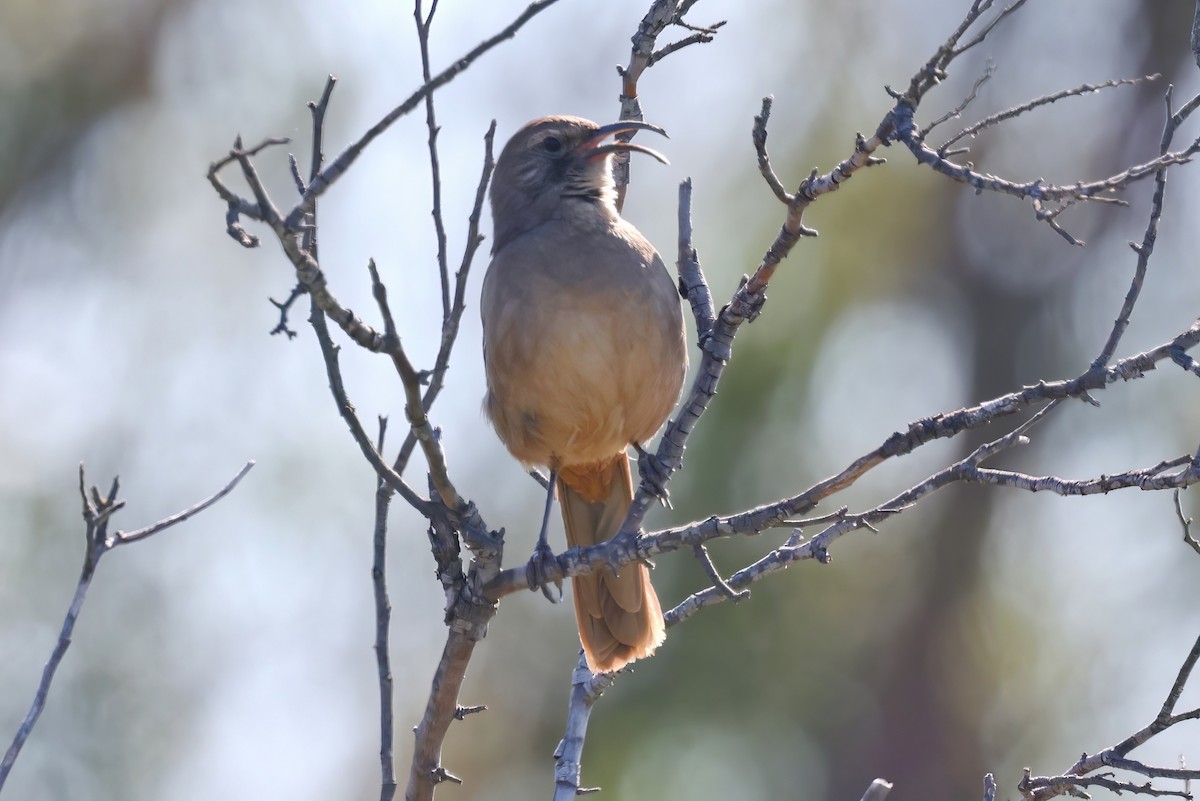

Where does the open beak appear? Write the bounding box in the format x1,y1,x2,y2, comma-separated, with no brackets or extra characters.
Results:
579,120,670,165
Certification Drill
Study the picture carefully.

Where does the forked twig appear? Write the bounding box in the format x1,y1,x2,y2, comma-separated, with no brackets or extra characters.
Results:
0,462,254,790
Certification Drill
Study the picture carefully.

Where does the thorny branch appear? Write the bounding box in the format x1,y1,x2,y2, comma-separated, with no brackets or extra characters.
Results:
0,463,253,792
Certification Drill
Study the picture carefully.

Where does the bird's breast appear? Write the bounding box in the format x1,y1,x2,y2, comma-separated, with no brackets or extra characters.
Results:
481,220,687,467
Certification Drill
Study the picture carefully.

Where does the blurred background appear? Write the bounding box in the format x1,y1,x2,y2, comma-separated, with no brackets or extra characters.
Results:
2,1,1199,799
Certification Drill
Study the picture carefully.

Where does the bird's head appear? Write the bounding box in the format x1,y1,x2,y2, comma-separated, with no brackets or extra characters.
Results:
490,115,668,251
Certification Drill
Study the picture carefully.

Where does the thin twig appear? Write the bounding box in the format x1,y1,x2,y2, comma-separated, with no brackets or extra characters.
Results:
897,119,1200,212
966,454,1200,496
372,418,397,801
898,0,1025,105
940,74,1159,153
0,463,254,790
647,23,725,67
290,80,428,512
393,122,498,476
676,178,716,344
415,0,451,321
366,264,464,513
1174,490,1200,556
752,98,793,205
118,462,255,545
1092,87,1200,368
923,61,994,137
692,542,750,601
268,282,307,339
286,0,563,229
613,0,724,210
1022,770,1193,800
1020,637,1200,801
952,0,1029,59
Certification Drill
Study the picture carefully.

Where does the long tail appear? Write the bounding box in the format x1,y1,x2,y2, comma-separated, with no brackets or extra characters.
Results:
557,454,665,673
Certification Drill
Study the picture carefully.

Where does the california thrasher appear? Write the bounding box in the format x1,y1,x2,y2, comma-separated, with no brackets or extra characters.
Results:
481,116,687,672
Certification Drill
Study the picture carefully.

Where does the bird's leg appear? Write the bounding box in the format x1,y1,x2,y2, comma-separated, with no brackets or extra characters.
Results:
633,442,672,509
527,467,563,603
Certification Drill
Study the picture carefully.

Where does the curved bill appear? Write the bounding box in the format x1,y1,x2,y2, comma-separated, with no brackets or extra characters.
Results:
580,120,670,165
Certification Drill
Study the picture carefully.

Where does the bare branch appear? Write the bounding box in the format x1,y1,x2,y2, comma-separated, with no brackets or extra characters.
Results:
0,463,254,790
1157,632,1200,724
1092,86,1200,367
453,704,486,720
287,78,429,513
898,0,1026,105
745,106,886,294
1021,769,1194,800
613,0,725,209
676,178,716,344
896,122,1200,210
552,656,618,801
268,282,307,339
692,542,750,602
367,263,465,513
923,61,995,137
1015,635,1200,801
371,418,398,801
1174,490,1200,557
414,0,451,321
307,286,427,511
1192,0,1200,71
393,122,498,475
939,74,1160,153
952,0,1029,59
647,22,725,67
860,779,894,801
285,0,564,228
205,135,290,247
752,97,793,205
117,461,255,545
966,455,1200,496
486,318,1200,601
405,631,486,801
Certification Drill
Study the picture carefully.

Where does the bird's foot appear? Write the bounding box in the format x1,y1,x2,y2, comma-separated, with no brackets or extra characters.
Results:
633,443,673,509
526,538,563,603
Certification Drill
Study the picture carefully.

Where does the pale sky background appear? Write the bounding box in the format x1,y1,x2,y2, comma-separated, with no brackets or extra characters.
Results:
2,2,1199,800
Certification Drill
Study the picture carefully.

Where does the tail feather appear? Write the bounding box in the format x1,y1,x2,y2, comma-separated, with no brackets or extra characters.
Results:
557,454,665,673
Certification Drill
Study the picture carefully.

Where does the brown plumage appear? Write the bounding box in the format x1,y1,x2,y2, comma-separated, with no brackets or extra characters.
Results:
481,116,686,672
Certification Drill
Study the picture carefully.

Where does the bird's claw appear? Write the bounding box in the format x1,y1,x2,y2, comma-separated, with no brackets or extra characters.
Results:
526,539,563,603
634,443,672,509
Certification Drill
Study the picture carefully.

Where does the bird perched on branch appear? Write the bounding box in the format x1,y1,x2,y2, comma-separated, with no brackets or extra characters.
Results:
482,116,686,673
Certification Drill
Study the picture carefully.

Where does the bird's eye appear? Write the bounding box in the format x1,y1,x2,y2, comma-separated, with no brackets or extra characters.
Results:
541,136,563,154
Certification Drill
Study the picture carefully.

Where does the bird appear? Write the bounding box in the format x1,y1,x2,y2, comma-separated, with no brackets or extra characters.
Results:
481,116,687,673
